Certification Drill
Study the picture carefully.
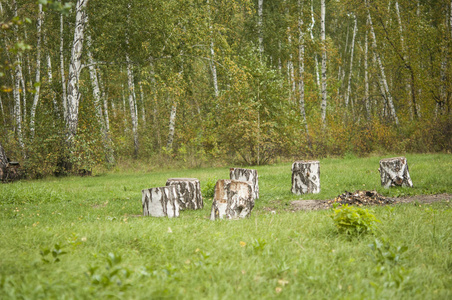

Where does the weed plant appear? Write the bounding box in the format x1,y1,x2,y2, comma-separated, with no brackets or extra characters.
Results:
0,154,451,299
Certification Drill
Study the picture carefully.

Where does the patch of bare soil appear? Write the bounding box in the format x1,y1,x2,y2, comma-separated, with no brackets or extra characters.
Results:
291,192,452,211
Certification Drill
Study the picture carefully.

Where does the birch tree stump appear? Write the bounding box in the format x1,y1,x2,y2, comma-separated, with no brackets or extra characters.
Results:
229,168,259,199
142,186,180,218
165,178,203,210
379,157,413,188
291,160,320,194
210,180,254,220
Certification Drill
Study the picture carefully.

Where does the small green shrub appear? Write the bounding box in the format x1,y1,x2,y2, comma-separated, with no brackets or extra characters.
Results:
330,204,380,235
201,178,217,199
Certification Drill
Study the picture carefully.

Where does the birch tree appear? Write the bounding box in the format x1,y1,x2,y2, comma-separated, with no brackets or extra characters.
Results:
12,0,23,149
297,0,307,132
66,0,88,143
30,4,43,137
60,13,67,122
345,13,357,109
258,0,264,57
320,0,327,125
366,2,399,125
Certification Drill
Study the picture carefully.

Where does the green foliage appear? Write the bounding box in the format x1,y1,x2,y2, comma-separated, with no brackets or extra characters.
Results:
201,177,217,199
86,252,131,291
330,204,381,236
40,243,67,263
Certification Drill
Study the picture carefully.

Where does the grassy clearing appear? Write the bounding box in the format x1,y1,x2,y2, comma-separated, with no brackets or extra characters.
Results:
0,153,451,299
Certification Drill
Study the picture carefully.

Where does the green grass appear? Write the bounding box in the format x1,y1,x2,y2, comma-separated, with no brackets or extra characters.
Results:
0,153,451,299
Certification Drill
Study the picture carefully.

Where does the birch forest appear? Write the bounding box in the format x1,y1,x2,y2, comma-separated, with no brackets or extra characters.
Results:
1,0,451,176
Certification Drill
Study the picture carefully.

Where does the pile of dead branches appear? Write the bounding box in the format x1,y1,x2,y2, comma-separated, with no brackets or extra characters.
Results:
327,190,395,208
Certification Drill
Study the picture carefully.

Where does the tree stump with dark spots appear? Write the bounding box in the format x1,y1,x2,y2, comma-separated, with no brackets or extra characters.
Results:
229,168,259,199
379,157,413,188
142,186,180,218
210,179,254,220
165,178,203,210
291,160,320,194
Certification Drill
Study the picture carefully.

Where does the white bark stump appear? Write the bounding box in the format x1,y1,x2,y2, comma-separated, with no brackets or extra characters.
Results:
165,178,203,210
210,180,254,220
379,157,413,188
291,160,320,194
142,186,180,218
229,168,259,199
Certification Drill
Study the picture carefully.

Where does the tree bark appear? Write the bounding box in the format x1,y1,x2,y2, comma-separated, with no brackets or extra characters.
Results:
60,13,68,122
345,13,357,109
166,101,177,150
320,0,327,125
207,0,219,98
364,25,370,119
12,0,24,149
229,168,259,199
66,0,88,143
166,178,203,210
142,186,180,218
310,0,320,89
291,160,320,194
298,0,307,129
379,157,413,188
258,0,264,57
126,53,139,157
210,179,255,220
30,4,44,137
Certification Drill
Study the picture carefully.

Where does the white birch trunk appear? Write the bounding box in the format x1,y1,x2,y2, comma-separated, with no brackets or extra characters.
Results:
345,14,357,108
98,71,110,132
367,4,399,125
30,4,44,137
46,52,58,113
291,160,320,194
210,179,254,220
379,157,413,188
142,186,180,218
12,1,23,149
364,27,370,119
258,0,264,56
66,0,88,142
0,94,4,125
139,82,146,124
298,0,308,134
320,0,327,125
60,13,68,122
207,0,219,98
126,53,139,156
167,101,177,150
286,2,295,100
310,0,320,89
166,178,203,210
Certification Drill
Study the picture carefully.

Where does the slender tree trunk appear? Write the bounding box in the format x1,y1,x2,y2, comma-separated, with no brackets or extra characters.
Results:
139,82,146,124
297,0,307,131
98,71,110,132
345,13,357,109
310,0,320,89
167,101,177,150
367,6,399,125
149,61,161,150
66,0,88,142
207,0,219,98
320,0,327,125
364,26,371,119
258,0,264,57
60,13,68,122
12,1,23,149
126,54,139,157
286,2,295,101
30,4,43,137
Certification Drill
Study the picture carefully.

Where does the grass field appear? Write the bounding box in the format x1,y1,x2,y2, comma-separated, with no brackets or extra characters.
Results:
1,153,451,299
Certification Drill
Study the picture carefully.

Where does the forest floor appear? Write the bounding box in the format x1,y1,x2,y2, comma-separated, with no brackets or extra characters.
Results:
290,193,452,211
